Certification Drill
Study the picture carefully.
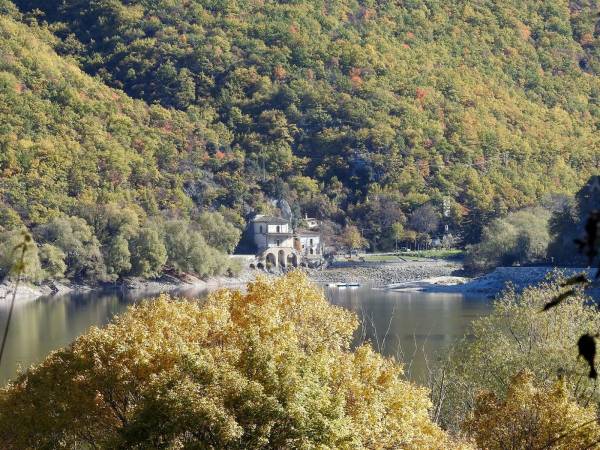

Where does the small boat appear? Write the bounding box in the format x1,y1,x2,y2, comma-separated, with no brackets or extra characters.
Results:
334,282,361,288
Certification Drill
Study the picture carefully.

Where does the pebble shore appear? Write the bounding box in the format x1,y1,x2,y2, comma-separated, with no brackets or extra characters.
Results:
306,259,464,287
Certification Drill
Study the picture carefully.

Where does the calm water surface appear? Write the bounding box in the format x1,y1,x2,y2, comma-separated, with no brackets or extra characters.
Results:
325,285,491,383
0,284,492,385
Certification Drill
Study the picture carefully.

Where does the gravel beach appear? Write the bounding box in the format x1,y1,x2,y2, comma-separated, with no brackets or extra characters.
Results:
385,266,596,296
306,259,464,287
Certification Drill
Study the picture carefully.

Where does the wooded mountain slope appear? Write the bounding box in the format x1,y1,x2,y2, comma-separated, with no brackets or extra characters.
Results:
0,9,235,225
4,0,600,246
0,8,245,282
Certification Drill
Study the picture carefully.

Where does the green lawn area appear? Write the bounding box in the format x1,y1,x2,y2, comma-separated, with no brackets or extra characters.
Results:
341,249,464,263
361,254,403,262
397,249,464,259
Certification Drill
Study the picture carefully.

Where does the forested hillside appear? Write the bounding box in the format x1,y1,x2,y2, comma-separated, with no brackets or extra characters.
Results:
0,6,242,282
2,0,600,261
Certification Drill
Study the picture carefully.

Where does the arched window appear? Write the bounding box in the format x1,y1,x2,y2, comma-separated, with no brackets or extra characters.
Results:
310,248,314,255
276,225,280,233
309,238,313,246
259,225,263,233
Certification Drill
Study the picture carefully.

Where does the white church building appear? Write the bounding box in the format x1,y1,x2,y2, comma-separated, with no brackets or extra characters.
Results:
251,215,322,269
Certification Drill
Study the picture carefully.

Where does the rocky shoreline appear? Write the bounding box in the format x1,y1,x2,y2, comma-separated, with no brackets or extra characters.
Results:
2,259,462,303
3,261,588,304
306,259,464,286
0,270,261,305
386,266,596,297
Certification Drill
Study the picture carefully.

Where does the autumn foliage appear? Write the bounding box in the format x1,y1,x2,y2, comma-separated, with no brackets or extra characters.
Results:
463,371,600,449
0,272,456,448
4,0,600,253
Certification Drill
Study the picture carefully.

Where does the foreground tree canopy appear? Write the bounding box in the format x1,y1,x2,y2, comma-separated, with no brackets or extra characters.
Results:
0,272,459,448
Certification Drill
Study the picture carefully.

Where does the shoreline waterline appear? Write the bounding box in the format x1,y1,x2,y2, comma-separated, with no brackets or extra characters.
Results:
3,260,592,305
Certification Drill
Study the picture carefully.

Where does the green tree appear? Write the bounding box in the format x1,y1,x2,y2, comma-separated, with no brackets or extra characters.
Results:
130,227,167,278
409,203,440,238
38,243,66,279
402,229,418,250
197,211,241,254
104,234,131,281
0,230,44,282
162,220,229,278
391,222,404,251
175,68,196,109
340,225,367,255
548,176,600,264
34,217,106,281
465,207,551,272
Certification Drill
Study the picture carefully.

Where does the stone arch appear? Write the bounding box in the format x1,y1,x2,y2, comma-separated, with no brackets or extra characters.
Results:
278,249,286,268
287,253,298,267
266,252,276,268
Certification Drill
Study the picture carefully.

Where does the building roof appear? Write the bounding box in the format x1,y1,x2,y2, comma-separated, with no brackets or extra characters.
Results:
295,229,321,237
252,215,290,224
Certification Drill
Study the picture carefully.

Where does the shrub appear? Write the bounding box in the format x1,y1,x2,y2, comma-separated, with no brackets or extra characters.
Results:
463,371,600,449
439,275,600,431
226,257,244,277
0,272,457,448
0,204,22,232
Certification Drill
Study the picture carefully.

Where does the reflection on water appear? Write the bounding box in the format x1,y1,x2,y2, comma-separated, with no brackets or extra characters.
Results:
0,287,210,385
323,285,492,383
0,284,492,385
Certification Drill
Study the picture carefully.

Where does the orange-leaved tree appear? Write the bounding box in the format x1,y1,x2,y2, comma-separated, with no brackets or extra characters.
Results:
0,272,463,449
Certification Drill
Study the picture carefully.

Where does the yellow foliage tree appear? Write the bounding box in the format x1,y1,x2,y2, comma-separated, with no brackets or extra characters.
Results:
341,225,368,255
463,371,600,449
0,272,460,449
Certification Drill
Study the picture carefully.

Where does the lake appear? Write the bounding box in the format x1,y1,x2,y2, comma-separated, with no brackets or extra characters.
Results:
0,284,492,385
325,285,492,383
